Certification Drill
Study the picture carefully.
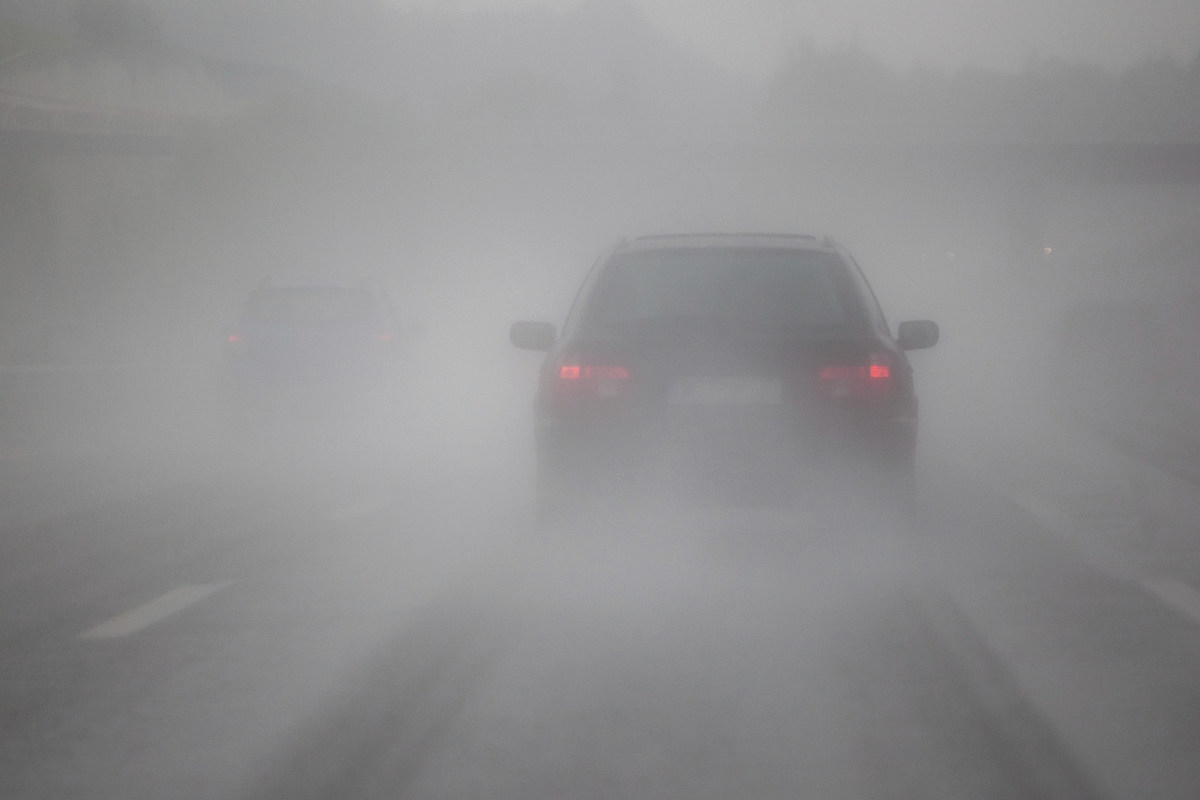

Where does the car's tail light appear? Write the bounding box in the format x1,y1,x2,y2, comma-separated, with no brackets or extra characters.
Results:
377,332,393,344
819,355,893,398
223,332,246,360
555,360,630,397
559,365,629,381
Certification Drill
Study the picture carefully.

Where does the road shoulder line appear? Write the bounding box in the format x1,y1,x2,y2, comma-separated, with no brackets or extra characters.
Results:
79,582,229,640
952,455,1200,630
1141,578,1200,628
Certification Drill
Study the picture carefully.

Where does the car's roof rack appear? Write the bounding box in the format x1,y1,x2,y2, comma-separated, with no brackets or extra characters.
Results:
630,232,821,242
618,232,833,252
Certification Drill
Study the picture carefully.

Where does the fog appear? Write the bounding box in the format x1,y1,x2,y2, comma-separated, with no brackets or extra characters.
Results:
2,1,1199,798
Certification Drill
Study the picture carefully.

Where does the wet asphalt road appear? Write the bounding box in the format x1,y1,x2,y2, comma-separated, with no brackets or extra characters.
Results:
2,433,1199,800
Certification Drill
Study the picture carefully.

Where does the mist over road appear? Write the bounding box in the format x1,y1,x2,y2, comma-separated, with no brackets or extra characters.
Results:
0,124,1197,796
3,3,1200,795
2,362,1200,799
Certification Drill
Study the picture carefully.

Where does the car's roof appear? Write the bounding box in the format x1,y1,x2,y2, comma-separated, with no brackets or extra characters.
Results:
251,283,371,293
617,233,836,254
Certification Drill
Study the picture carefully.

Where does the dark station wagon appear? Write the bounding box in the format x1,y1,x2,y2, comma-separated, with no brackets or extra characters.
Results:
511,234,939,523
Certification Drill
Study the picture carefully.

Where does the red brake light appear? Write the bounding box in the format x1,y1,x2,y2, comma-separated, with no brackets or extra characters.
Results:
226,333,242,345
559,365,629,381
555,361,630,398
819,365,863,382
819,356,892,398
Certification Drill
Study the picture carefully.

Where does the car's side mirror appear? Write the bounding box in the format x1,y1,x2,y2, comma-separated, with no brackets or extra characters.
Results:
897,320,939,351
510,320,557,351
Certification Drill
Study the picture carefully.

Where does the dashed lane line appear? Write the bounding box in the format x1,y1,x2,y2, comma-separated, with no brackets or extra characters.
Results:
1141,578,1200,628
79,583,229,640
959,458,1200,630
0,362,157,374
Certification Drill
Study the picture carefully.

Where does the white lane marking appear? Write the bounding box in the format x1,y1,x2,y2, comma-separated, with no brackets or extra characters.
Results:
949,457,1076,533
0,362,157,374
79,583,229,640
964,461,1200,629
1141,579,1200,628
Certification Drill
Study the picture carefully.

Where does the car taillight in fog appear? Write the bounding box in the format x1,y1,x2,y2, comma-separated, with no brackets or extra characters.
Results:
555,362,630,397
223,332,246,361
559,365,629,380
819,355,893,398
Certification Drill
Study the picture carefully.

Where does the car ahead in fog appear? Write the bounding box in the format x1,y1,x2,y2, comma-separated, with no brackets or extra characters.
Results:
510,233,939,521
223,282,403,422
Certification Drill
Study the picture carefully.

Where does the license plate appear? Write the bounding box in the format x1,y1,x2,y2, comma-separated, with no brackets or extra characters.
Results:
669,375,783,405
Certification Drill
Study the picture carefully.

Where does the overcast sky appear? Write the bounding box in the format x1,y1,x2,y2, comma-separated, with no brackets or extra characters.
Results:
390,0,1200,77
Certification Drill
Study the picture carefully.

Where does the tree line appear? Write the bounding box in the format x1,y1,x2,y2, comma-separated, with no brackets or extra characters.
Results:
765,43,1200,142
3,1,1198,143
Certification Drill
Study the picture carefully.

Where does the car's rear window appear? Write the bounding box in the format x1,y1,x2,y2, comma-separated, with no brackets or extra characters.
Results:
587,248,849,333
244,288,376,325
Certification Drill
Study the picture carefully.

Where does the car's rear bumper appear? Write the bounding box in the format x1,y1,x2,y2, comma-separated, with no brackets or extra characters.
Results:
535,404,916,507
